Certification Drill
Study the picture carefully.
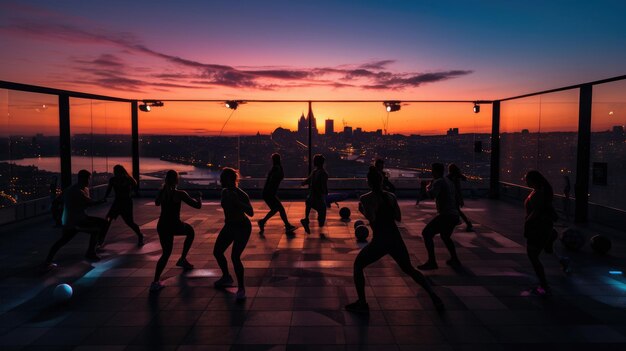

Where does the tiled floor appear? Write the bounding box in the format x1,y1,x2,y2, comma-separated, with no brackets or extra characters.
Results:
1,198,625,350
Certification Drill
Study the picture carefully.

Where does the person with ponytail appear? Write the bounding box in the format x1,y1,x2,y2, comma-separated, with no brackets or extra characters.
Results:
213,167,254,301
523,170,558,296
346,166,444,313
103,164,144,246
150,170,202,292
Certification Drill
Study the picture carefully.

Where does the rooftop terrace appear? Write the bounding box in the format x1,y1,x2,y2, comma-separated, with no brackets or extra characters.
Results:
1,198,626,350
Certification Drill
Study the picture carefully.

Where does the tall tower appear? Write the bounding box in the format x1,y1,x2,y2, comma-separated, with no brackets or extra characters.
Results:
307,102,318,135
298,113,307,135
325,119,334,135
297,104,318,138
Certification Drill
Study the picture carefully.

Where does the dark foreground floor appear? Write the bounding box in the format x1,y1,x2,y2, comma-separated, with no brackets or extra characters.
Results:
1,198,625,351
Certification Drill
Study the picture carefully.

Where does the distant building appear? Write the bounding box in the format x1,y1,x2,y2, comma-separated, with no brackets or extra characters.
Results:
447,128,459,136
343,126,353,138
297,103,318,138
612,125,624,136
521,129,530,134
354,127,363,139
325,119,334,135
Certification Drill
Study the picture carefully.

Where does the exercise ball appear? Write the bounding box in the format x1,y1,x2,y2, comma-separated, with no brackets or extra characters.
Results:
590,235,612,255
561,228,585,251
53,283,73,302
355,225,369,242
339,207,351,220
353,219,365,229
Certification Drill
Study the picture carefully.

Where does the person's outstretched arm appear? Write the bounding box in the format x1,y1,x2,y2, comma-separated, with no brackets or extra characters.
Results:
180,190,202,209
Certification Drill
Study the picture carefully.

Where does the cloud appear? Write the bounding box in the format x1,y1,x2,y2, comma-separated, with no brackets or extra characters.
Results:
0,18,473,93
359,60,396,70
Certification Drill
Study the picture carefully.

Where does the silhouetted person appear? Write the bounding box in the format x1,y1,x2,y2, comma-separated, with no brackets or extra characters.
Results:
375,158,396,193
103,165,144,246
300,154,328,234
447,163,473,231
44,170,108,268
258,153,296,234
523,170,559,296
151,170,201,292
346,166,444,313
418,163,460,270
213,168,253,301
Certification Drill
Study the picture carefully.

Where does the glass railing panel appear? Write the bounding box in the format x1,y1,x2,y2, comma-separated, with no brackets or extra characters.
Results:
590,79,626,211
500,96,541,187
0,89,60,209
138,101,310,189
69,98,132,187
311,101,492,192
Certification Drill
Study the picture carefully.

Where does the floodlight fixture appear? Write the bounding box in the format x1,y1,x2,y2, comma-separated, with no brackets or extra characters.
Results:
473,102,480,113
225,100,240,110
383,101,401,112
138,100,164,112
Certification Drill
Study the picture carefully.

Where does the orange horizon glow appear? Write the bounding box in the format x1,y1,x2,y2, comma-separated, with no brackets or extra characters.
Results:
2,80,626,137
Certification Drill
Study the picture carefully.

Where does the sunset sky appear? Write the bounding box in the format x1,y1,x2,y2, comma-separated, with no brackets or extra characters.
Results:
1,0,625,135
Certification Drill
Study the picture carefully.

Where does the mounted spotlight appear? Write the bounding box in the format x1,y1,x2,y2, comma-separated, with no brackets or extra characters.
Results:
383,101,401,112
473,102,480,113
138,100,164,112
225,100,241,110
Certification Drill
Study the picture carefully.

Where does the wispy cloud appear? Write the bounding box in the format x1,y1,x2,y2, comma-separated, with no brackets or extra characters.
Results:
0,17,473,93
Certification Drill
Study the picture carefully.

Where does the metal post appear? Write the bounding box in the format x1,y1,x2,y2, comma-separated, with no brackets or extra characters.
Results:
131,101,140,192
59,94,72,189
575,85,592,223
489,101,500,199
308,101,313,174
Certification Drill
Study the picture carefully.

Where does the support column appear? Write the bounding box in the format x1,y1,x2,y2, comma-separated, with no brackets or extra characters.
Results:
575,85,592,223
131,101,140,193
59,94,72,189
489,101,500,199
308,101,312,174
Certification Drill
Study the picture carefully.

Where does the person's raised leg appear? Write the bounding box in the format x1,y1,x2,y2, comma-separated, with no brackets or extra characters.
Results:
441,217,460,266
346,243,386,313
459,209,472,231
176,223,195,270
275,201,294,229
213,225,235,287
527,245,549,295
301,197,312,234
389,238,444,311
259,208,277,233
45,228,77,264
418,217,441,270
230,222,252,299
121,211,144,245
318,202,327,228
152,230,173,291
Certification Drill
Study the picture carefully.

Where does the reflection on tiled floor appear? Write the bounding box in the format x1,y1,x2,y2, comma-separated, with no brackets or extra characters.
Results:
1,199,626,350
